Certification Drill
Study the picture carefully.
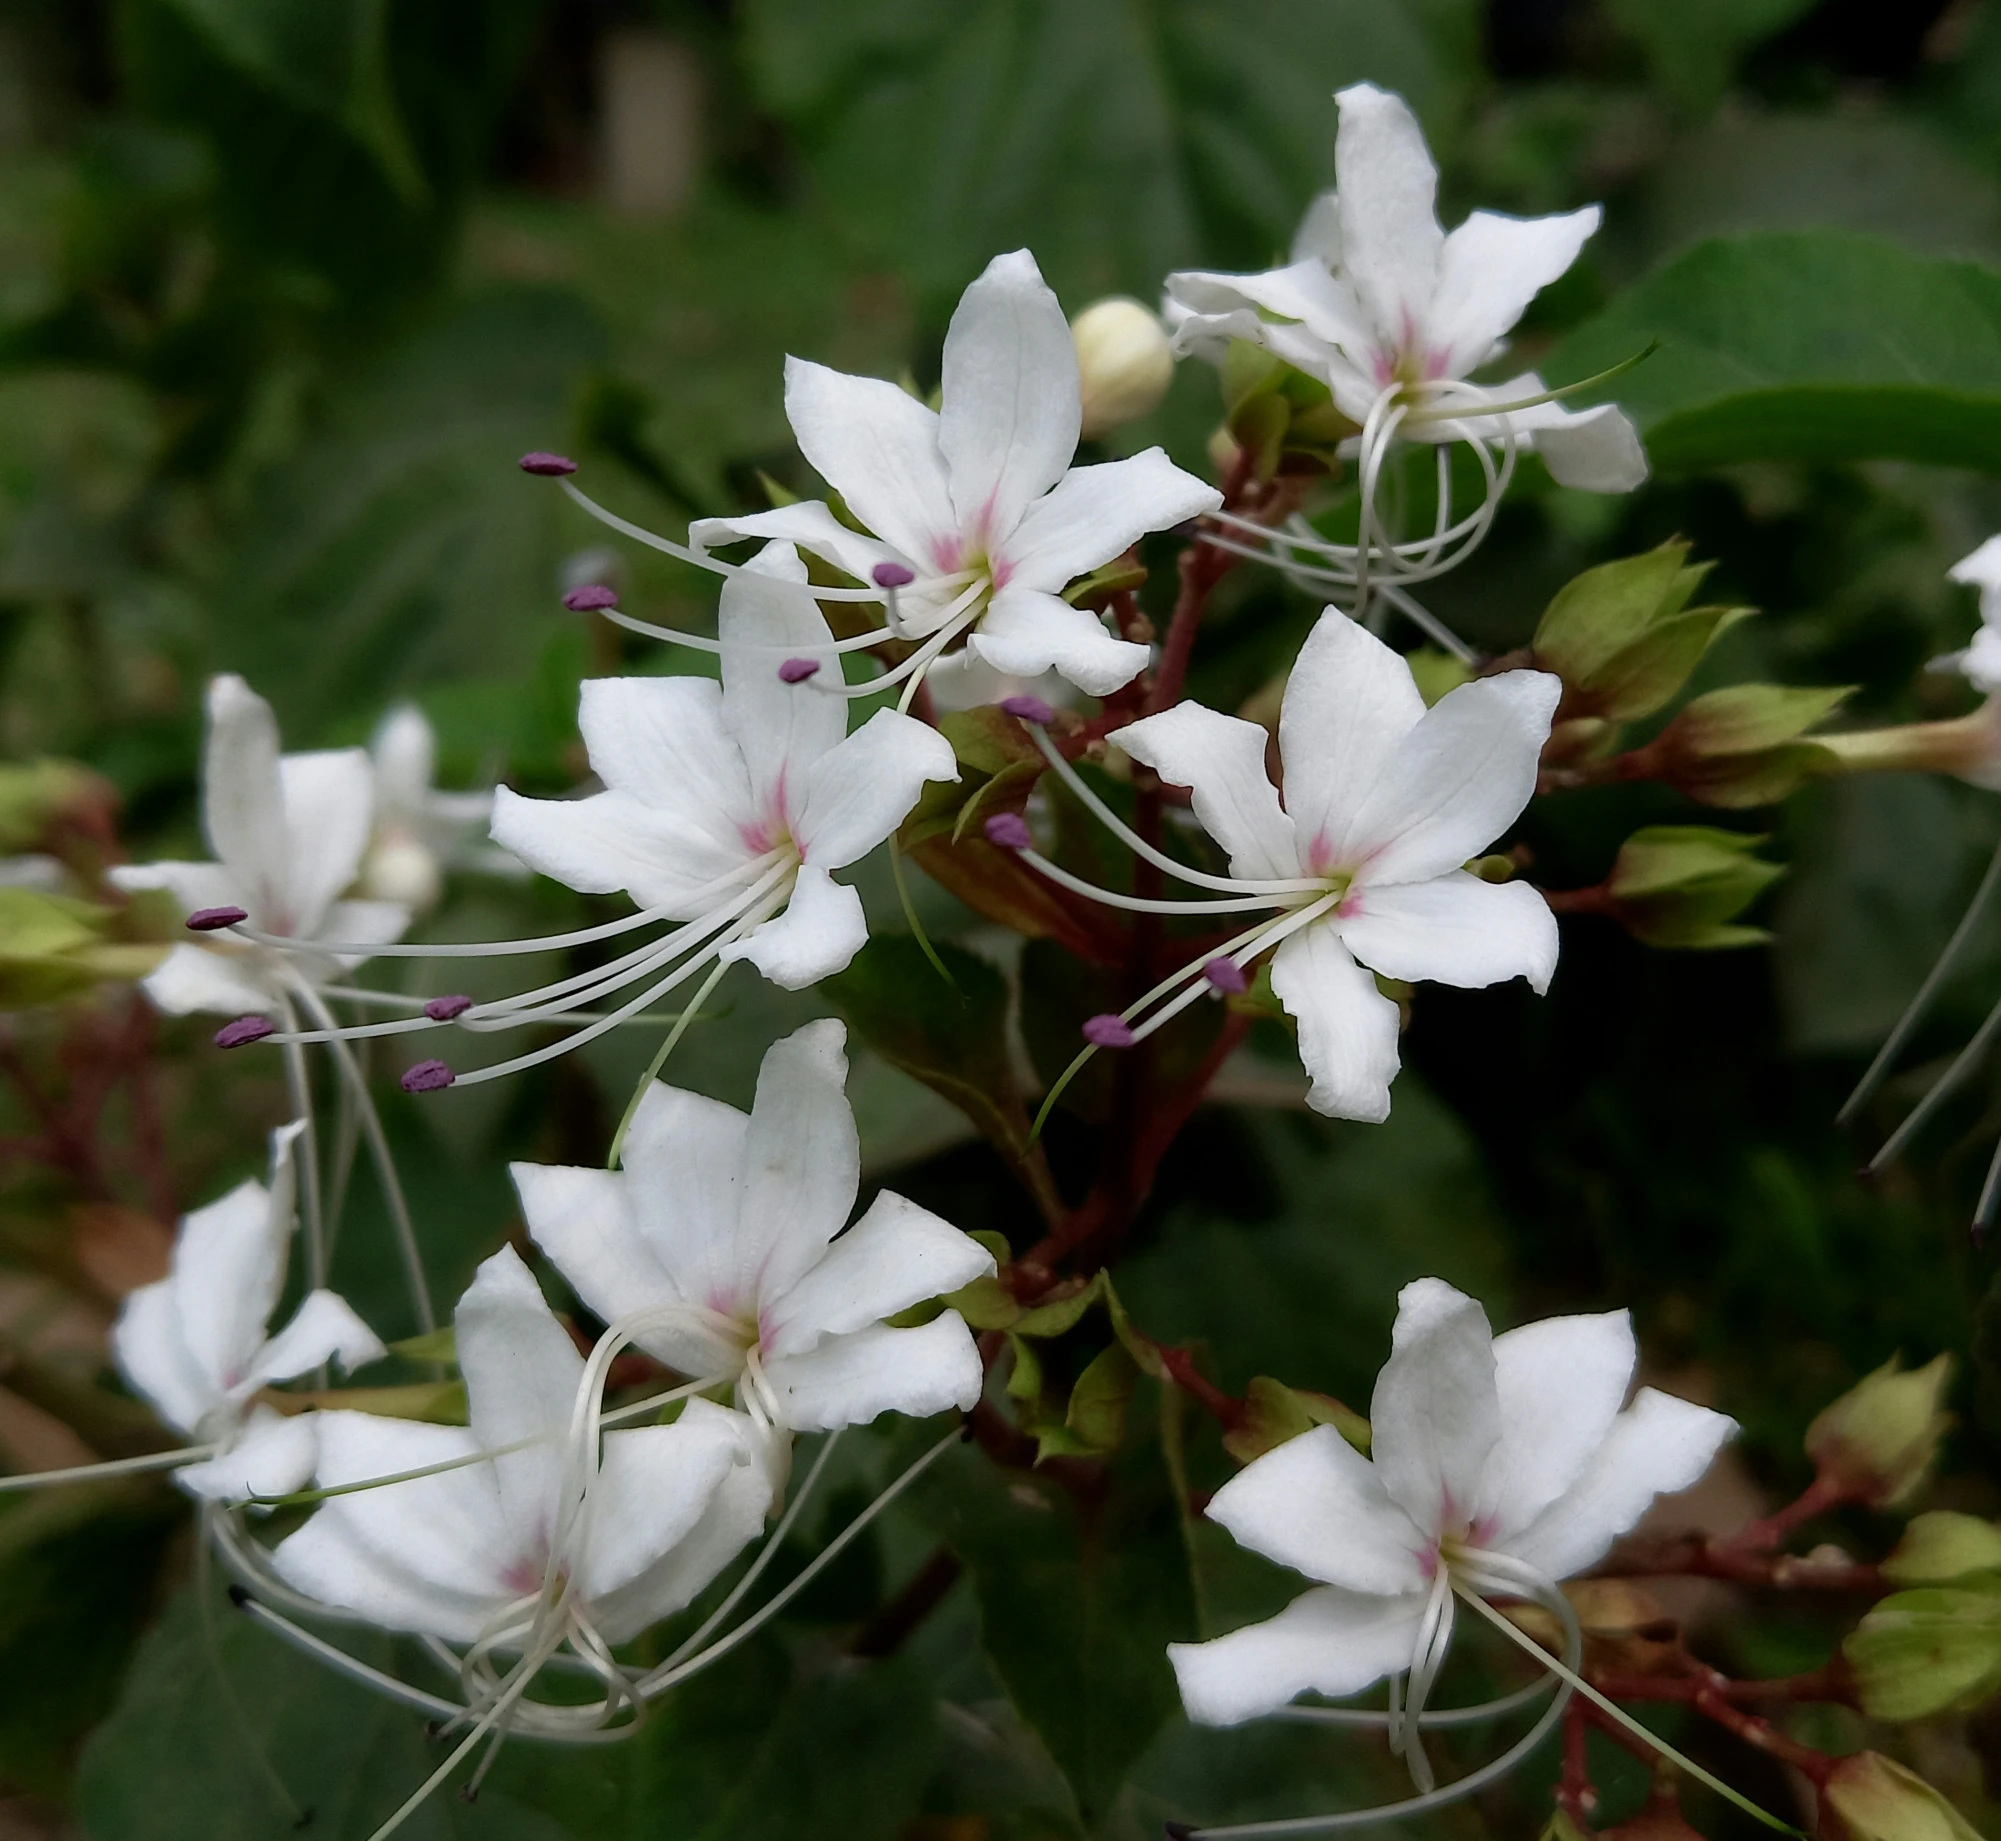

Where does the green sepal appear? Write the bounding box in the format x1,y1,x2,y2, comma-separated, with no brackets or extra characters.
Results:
1845,1580,2001,1720
1222,1375,1371,1465
281,1380,468,1424
1062,559,1149,606
1883,1512,2001,1586
386,1326,456,1365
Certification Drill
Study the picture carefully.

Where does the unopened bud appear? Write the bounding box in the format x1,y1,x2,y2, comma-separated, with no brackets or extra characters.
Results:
1846,1581,2001,1720
1883,1511,2001,1585
1072,299,1174,438
360,835,442,913
1806,1353,1952,1507
1639,683,1849,808
1825,1752,1984,1841
1600,825,1783,950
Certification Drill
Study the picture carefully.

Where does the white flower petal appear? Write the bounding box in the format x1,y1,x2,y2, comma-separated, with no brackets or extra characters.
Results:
106,861,241,918
620,1082,751,1351
1337,872,1558,995
136,943,277,1018
455,1246,583,1556
1344,670,1559,886
245,1289,385,1392
1110,702,1300,882
369,706,435,818
112,1278,214,1436
690,501,904,588
1428,207,1600,377
970,585,1151,696
720,545,848,820
1505,1387,1737,1581
201,676,289,917
167,1155,294,1402
578,675,744,818
764,1190,995,1357
797,708,957,871
277,749,374,937
783,355,956,565
759,1315,983,1431
1372,1278,1501,1537
314,898,411,972
1169,1585,1428,1727
512,1159,679,1341
1333,84,1445,354
722,862,866,989
490,785,754,912
1526,401,1649,493
1165,260,1375,364
1291,190,1344,265
1001,450,1221,595
1205,1423,1429,1596
1268,923,1402,1122
1279,610,1426,870
1481,1309,1636,1541
177,1406,319,1503
938,250,1079,544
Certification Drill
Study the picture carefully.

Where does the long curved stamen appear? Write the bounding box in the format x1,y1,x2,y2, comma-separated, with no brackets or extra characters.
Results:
1014,844,1296,915
0,1442,219,1492
806,579,991,705
607,955,736,1167
1393,1569,1458,1791
1265,1674,1554,1730
227,899,693,960
1864,987,2001,1175
275,991,327,1291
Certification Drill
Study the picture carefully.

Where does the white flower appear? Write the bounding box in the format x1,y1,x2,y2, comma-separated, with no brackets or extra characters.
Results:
112,1121,385,1501
511,1020,994,1434
1938,536,2001,694
1169,1278,1734,1741
358,704,516,911
491,544,957,993
1109,610,1560,1121
273,1244,771,1647
109,675,408,1018
1165,83,1646,494
689,251,1221,697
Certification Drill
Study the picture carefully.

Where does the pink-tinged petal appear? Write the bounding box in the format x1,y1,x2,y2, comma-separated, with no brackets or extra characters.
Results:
1279,610,1426,869
112,1278,214,1436
1111,702,1299,882
1333,84,1445,354
783,356,956,563
107,861,241,919
969,586,1150,696
1337,872,1558,995
455,1246,584,1558
1429,208,1600,377
277,748,374,937
1205,1423,1430,1596
1504,1388,1737,1582
764,1190,995,1357
580,1404,746,1620
201,676,289,920
1166,259,1374,360
489,785,754,913
720,544,848,820
1001,450,1221,594
690,501,904,589
1482,1309,1636,1542
619,1083,752,1347
938,250,1079,544
1268,924,1401,1122
759,1315,984,1432
1344,671,1560,887
721,861,867,989
1169,1584,1429,1727
244,1290,385,1392
137,943,278,1019
796,708,957,871
1371,1278,1501,1539
271,1411,515,1642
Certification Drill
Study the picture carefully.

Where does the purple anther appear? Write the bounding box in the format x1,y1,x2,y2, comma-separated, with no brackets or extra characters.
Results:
214,1015,274,1049
983,812,1033,851
186,905,249,932
562,583,619,612
518,452,577,476
1000,695,1055,725
872,561,916,589
424,994,474,1022
1202,957,1248,995
1082,1014,1136,1049
401,1059,456,1093
778,657,821,683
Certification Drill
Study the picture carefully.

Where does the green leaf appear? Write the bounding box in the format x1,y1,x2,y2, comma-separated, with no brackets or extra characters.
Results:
1601,0,1817,108
1845,1582,2001,1721
1548,232,2001,476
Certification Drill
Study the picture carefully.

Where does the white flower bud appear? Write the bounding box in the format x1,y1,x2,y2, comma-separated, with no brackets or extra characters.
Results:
361,833,442,912
1072,298,1174,438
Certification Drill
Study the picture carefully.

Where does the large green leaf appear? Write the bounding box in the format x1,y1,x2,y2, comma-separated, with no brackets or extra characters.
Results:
740,0,1478,308
1547,231,2001,475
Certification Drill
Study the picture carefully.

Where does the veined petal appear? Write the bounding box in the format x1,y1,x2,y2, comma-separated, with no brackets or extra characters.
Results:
112,1278,215,1436
1338,872,1558,995
720,544,848,822
1279,610,1426,870
201,676,288,919
783,356,956,565
760,1315,983,1432
939,250,1079,545
721,861,866,989
1504,1387,1736,1582
580,1404,746,1619
970,585,1150,696
1333,84,1445,354
690,501,904,589
1110,702,1300,882
1429,207,1600,377
277,749,374,938
764,1190,994,1357
455,1246,582,1558
244,1289,385,1392
1482,1309,1636,1541
1344,671,1559,886
1372,1278,1501,1539
619,1082,751,1353
107,861,240,919
1205,1423,1429,1596
137,943,278,1019
177,1404,319,1502
1001,450,1222,594
578,674,753,830
796,709,957,871
490,785,755,912
1268,924,1401,1122
1169,1585,1429,1727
